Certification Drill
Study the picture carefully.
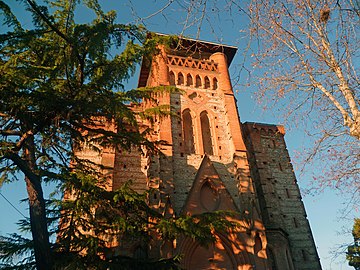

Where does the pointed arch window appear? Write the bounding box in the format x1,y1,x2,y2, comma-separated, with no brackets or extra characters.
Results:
213,77,218,90
195,75,202,88
186,74,193,86
169,71,175,85
200,181,219,211
254,233,262,254
178,72,184,85
200,111,213,155
182,109,195,154
204,76,210,89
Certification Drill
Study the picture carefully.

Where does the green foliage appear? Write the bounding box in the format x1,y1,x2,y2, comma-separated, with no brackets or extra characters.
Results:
348,218,360,270
0,0,164,205
0,233,34,269
0,173,237,269
0,1,234,269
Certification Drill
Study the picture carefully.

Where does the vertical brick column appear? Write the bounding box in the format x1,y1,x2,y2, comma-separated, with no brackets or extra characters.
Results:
210,52,246,152
148,45,170,87
209,52,232,94
147,44,175,217
148,45,172,145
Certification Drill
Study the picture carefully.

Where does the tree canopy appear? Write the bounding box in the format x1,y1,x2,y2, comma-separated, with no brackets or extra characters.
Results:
0,1,236,269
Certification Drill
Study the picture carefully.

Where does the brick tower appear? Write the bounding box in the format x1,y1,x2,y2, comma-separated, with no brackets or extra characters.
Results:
87,36,322,269
242,123,322,270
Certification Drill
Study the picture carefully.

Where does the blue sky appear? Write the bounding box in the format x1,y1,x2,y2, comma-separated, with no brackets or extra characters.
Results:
0,1,357,269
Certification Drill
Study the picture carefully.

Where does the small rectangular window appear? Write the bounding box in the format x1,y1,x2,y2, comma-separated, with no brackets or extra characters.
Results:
302,249,307,261
286,188,291,198
293,217,298,228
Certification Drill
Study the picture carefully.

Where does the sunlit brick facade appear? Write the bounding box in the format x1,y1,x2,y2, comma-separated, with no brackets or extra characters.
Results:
81,37,322,270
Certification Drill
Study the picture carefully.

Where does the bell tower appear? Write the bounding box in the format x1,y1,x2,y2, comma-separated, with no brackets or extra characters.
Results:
110,36,322,270
137,39,257,214
134,37,269,269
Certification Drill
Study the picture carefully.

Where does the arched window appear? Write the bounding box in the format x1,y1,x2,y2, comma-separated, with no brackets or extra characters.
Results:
204,76,210,89
186,74,193,86
169,71,175,85
301,249,307,261
200,181,219,211
182,109,195,154
200,111,213,155
178,72,184,85
195,75,202,88
213,77,218,90
254,233,262,254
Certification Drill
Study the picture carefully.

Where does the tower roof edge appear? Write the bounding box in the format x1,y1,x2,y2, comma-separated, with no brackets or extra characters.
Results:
155,32,238,65
137,33,238,88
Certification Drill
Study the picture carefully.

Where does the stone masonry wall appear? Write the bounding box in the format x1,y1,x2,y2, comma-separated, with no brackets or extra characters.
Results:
140,45,269,268
81,38,323,270
159,49,256,215
243,122,322,270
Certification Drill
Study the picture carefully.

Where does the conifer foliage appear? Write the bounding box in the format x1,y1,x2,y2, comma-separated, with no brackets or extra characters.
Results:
348,218,360,270
0,1,235,269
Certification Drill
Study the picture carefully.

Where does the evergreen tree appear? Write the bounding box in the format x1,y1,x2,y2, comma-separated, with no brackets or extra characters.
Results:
0,1,236,269
348,218,360,270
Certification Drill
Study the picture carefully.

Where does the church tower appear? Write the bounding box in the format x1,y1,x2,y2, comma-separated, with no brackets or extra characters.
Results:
108,36,322,269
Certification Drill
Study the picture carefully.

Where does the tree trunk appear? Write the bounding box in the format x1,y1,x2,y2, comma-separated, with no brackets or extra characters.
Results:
24,135,53,270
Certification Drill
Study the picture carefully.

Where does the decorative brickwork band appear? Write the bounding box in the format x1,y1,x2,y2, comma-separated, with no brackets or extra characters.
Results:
167,55,218,71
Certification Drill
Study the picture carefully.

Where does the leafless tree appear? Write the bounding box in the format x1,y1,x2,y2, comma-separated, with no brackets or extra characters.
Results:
245,0,359,200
